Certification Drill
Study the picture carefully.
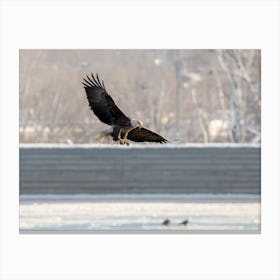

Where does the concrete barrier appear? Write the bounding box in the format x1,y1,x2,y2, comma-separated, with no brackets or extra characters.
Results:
20,144,261,195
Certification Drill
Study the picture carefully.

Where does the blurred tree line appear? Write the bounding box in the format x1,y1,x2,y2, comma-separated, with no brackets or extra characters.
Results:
19,49,260,144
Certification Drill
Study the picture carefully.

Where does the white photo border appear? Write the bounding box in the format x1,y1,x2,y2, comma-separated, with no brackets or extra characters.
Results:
1,0,279,279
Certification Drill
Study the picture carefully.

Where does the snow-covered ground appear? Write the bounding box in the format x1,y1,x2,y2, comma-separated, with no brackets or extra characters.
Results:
19,194,260,232
20,143,261,149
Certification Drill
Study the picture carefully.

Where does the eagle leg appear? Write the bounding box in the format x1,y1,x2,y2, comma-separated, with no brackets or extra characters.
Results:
118,129,125,145
124,131,130,146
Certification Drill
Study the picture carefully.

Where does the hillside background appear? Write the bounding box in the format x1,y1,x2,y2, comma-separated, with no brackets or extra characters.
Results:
19,49,261,144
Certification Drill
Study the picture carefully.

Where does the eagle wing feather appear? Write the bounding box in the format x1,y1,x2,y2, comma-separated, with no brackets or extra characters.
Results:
127,127,167,143
83,74,130,126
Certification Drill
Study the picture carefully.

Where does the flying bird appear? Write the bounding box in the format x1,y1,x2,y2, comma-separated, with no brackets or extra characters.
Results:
82,73,168,145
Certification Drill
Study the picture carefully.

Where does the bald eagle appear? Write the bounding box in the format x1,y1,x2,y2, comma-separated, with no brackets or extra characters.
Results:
82,74,167,145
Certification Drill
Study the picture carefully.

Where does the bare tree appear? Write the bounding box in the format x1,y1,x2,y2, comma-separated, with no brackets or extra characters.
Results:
216,50,261,143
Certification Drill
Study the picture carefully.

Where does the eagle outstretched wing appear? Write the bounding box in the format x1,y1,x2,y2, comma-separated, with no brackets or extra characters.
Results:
127,127,167,143
82,74,130,126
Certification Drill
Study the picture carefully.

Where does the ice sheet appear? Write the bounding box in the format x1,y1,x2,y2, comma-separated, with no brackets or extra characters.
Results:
19,194,260,232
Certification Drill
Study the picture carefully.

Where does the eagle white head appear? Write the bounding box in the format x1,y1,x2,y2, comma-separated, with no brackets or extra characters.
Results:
131,119,143,129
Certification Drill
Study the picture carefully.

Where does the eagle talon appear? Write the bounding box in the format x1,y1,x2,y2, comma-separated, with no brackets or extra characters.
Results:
125,141,130,146
119,139,125,145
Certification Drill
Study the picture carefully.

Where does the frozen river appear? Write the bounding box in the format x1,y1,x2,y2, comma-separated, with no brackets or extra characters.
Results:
19,194,260,233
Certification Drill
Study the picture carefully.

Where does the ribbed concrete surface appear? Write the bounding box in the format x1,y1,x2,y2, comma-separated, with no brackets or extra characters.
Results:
20,145,261,195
